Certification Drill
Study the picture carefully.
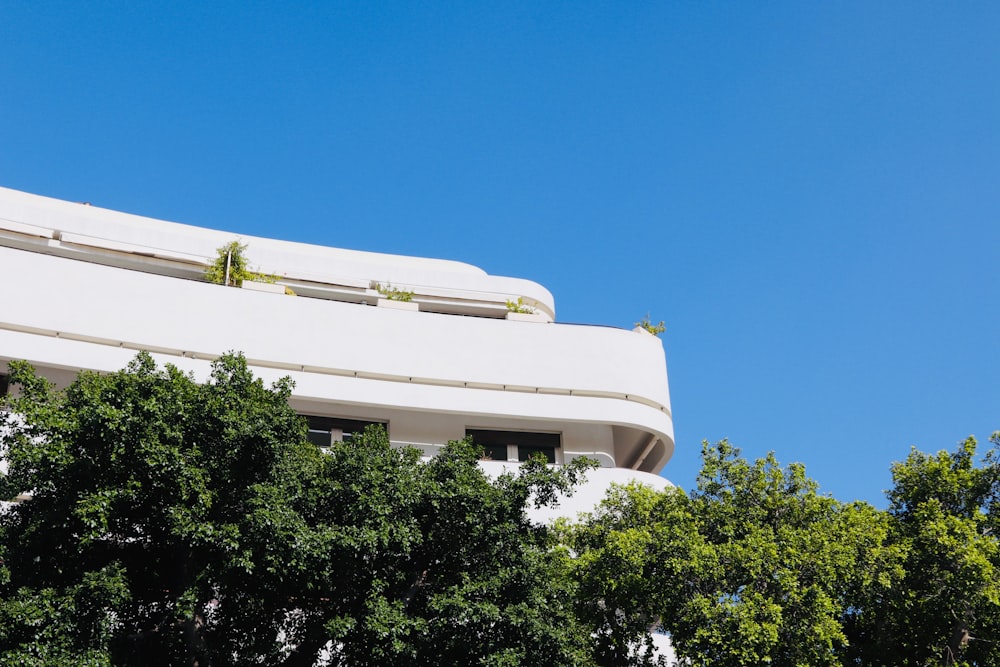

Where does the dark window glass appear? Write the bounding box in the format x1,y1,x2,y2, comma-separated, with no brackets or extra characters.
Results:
478,443,509,461
0,373,8,397
303,415,386,448
466,429,560,464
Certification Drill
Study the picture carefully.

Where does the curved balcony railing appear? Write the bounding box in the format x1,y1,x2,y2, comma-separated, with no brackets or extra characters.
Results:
0,208,555,320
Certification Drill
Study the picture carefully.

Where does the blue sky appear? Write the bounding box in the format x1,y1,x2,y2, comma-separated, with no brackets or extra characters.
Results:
2,2,998,505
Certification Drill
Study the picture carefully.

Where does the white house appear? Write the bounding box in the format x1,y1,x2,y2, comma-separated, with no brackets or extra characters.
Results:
0,186,674,518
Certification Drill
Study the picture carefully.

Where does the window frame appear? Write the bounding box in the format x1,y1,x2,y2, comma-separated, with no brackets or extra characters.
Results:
465,428,561,464
303,415,387,449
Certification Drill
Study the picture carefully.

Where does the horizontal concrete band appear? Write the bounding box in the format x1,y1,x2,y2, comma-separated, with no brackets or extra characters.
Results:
0,321,671,419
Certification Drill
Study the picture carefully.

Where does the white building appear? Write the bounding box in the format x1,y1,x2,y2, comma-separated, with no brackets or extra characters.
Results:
0,186,674,517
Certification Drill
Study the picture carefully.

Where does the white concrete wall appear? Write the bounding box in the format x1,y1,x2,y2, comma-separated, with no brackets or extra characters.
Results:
479,462,673,523
0,186,555,317
0,186,675,472
1,247,668,402
0,244,674,470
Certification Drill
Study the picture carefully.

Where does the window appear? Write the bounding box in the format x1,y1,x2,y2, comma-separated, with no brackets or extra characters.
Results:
303,415,386,448
465,429,561,464
0,373,8,397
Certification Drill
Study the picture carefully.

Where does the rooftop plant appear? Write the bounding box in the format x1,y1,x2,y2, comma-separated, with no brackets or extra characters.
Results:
635,314,666,336
205,240,277,287
505,297,536,314
372,282,414,302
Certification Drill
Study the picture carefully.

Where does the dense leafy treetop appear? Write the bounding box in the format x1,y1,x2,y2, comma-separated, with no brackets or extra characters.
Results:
571,440,893,667
0,353,595,667
2,352,998,666
857,435,1000,667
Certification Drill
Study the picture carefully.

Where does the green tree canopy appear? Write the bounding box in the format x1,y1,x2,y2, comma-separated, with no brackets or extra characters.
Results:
846,435,1000,667
571,440,892,667
0,353,595,667
6,352,999,666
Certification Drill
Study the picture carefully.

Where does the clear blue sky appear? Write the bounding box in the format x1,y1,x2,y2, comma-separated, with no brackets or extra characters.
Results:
2,2,998,506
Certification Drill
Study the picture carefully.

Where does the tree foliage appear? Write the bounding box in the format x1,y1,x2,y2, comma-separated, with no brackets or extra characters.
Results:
570,437,1000,667
3,352,1000,666
845,435,1000,667
0,353,595,666
571,440,896,667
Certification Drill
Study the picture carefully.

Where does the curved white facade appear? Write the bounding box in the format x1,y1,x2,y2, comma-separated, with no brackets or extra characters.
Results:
0,186,674,492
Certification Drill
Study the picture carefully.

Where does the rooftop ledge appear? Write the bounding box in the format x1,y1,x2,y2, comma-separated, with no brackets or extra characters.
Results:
0,186,556,321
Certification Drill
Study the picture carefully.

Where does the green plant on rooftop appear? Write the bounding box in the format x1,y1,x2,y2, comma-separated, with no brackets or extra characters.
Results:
634,315,666,336
372,281,414,302
205,240,278,287
506,297,536,314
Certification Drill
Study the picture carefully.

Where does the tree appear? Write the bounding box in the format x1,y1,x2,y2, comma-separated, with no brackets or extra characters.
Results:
307,434,595,666
571,440,891,667
0,353,596,666
567,481,680,666
0,352,314,666
846,435,1000,667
